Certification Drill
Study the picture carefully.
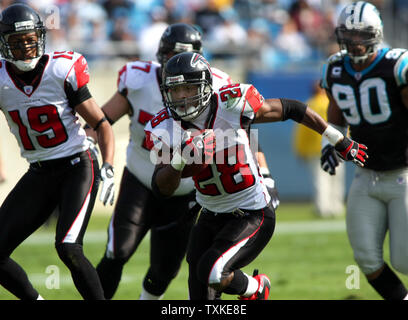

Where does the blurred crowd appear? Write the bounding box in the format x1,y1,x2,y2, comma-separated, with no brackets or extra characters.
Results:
0,0,398,71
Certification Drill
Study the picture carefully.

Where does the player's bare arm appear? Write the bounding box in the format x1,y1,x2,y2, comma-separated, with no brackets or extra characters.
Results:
101,91,131,124
85,91,130,141
76,97,115,166
152,149,182,197
255,98,330,135
153,163,181,197
400,85,408,109
256,97,368,166
326,91,347,126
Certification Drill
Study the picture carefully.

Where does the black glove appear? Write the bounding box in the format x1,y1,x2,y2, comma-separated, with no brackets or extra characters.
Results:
334,137,368,167
320,144,341,175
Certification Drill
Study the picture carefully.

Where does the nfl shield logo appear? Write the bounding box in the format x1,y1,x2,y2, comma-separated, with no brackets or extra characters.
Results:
354,72,362,81
24,86,33,95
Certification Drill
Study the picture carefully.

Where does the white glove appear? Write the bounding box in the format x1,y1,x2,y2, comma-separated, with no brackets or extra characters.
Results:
262,173,280,210
100,162,114,206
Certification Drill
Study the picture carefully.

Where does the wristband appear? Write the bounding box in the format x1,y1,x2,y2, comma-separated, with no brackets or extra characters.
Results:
260,167,270,177
322,125,344,146
94,117,107,131
321,123,347,148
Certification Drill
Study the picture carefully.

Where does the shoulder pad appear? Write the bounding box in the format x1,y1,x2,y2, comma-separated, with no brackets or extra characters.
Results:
119,60,160,91
217,83,248,110
393,49,408,86
327,51,344,65
320,51,344,90
55,51,89,91
211,67,232,90
217,83,263,120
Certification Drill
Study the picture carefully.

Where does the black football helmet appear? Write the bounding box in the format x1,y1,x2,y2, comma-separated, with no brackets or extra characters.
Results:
0,3,46,71
156,23,202,66
161,52,212,121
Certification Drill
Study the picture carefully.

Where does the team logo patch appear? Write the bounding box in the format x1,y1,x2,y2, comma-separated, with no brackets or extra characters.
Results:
350,149,357,157
23,86,33,95
332,67,342,77
71,157,80,165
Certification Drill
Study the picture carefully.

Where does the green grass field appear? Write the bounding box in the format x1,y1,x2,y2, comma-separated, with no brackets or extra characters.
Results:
0,202,406,300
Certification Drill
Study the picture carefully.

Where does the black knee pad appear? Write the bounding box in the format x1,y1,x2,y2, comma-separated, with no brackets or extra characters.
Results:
110,246,134,263
143,268,173,296
55,243,83,265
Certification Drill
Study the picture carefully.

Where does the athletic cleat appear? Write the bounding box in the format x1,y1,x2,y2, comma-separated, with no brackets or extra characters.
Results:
239,269,271,300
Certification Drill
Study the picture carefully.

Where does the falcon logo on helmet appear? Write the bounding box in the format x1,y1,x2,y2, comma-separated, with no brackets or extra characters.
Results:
190,53,211,72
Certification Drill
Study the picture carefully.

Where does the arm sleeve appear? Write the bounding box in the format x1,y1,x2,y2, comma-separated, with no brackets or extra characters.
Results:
65,84,92,109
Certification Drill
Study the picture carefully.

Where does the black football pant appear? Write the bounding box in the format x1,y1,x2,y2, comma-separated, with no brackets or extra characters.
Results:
187,205,276,300
0,151,104,300
96,167,195,299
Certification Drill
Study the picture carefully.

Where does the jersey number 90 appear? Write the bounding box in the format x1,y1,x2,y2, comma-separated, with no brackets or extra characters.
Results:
332,78,391,125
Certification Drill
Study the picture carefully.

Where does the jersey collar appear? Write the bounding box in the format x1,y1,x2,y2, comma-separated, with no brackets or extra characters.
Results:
344,48,389,80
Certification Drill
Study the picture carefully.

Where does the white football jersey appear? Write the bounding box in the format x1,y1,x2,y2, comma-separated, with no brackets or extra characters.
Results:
0,51,91,162
118,59,231,196
145,83,271,212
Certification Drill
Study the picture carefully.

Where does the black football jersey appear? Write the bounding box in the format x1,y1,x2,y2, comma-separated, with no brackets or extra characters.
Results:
321,47,408,171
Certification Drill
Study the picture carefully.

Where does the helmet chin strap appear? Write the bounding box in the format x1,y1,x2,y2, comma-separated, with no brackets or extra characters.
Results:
349,53,369,64
347,44,378,65
176,105,199,121
11,57,40,71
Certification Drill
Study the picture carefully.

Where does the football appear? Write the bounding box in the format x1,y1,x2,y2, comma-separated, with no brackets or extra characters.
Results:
181,162,208,178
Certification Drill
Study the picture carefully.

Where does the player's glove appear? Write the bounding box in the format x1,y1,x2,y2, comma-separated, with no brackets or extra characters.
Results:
100,162,114,206
320,144,341,175
262,173,280,210
171,129,216,171
86,136,99,160
334,137,368,167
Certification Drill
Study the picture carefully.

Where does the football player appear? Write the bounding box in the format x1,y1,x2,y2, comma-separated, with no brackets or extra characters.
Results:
321,1,408,300
91,23,239,300
0,4,115,300
91,22,279,300
145,52,368,300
